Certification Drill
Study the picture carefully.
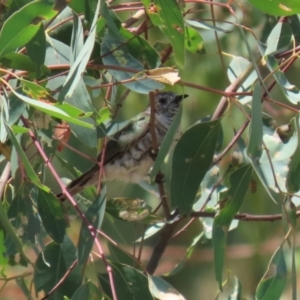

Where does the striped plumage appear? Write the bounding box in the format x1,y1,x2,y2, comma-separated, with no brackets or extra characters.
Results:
58,91,188,201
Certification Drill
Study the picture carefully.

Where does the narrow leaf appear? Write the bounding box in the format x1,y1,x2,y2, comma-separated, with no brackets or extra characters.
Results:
98,262,153,300
150,106,182,180
36,189,69,243
10,89,94,128
59,0,100,100
77,186,106,266
256,246,287,300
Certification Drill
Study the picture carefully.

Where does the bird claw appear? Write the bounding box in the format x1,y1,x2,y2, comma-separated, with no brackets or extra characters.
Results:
155,172,165,184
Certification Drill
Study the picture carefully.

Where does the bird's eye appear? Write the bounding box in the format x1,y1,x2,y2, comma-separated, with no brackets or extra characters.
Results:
159,97,167,105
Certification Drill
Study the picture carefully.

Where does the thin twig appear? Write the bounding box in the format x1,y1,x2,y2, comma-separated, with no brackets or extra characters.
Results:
149,92,170,219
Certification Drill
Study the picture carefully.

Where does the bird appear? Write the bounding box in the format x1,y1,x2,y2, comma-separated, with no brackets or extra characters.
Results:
57,91,188,201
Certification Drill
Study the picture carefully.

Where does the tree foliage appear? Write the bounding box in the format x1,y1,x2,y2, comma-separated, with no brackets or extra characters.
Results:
0,0,300,299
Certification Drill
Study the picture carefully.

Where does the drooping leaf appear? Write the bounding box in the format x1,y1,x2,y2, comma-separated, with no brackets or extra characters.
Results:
227,56,257,104
98,262,153,300
77,186,106,266
212,164,252,290
72,281,103,300
108,242,137,268
26,23,47,78
256,246,287,300
171,120,221,215
59,0,100,100
34,236,82,298
0,1,57,57
286,118,300,193
264,23,292,56
150,106,182,181
148,275,185,300
5,124,50,191
36,189,69,244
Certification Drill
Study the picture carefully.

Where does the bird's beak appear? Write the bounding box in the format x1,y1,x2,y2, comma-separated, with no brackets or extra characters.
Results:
175,94,189,103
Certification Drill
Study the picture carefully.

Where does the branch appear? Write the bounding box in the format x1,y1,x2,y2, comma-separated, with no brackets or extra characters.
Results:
146,221,179,274
149,92,170,219
190,210,300,222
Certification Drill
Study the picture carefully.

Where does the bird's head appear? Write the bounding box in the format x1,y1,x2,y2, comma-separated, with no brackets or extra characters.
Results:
154,91,188,120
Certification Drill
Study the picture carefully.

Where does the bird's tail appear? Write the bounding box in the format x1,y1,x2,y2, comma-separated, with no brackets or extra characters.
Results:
57,165,100,201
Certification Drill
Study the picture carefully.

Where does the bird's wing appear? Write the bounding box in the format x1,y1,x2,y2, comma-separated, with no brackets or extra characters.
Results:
103,113,150,163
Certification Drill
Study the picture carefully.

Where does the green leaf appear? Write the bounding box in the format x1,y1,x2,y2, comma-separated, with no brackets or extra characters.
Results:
282,197,297,230
264,23,292,56
98,262,153,300
227,56,257,104
5,124,50,191
100,5,161,69
256,246,287,300
248,0,300,16
166,233,203,277
0,94,9,142
212,164,252,290
171,120,221,215
150,106,182,181
6,190,40,248
101,34,164,94
264,56,300,105
0,231,8,272
8,92,27,126
148,275,184,300
100,0,123,39
34,236,82,298
36,189,69,243
142,0,185,67
286,118,300,193
230,276,243,300
135,222,165,242
185,27,205,54
70,12,84,65
26,23,47,78
72,281,102,300
77,186,106,266
0,53,48,75
1,195,30,262
185,20,233,33
10,89,94,128
59,0,100,100
15,277,31,299
247,84,263,159
0,1,57,57
247,84,280,203
108,242,137,268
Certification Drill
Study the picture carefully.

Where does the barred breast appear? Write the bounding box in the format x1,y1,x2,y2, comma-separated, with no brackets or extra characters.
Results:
104,122,166,182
